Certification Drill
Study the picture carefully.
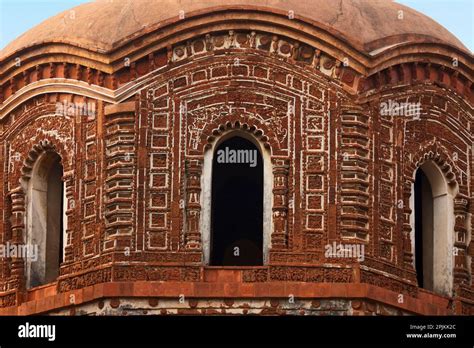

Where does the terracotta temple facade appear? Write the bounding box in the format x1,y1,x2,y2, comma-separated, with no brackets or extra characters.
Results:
0,0,472,315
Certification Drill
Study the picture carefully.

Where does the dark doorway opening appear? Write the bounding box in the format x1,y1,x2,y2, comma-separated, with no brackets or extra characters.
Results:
48,155,64,269
210,136,263,266
414,168,434,290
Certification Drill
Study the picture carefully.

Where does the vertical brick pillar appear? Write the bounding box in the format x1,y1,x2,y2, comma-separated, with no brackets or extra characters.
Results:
103,103,137,251
339,106,370,239
402,181,414,268
63,171,76,263
453,196,470,285
1,195,11,283
184,158,202,250
9,188,25,290
272,159,289,249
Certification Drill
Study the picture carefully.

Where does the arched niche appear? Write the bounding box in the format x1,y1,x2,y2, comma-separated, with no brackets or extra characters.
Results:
25,151,65,288
200,129,273,265
410,160,458,295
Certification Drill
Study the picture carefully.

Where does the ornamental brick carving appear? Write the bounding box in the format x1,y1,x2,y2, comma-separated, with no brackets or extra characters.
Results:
0,1,472,316
104,108,136,247
453,197,470,285
339,105,371,240
184,158,202,250
272,159,290,249
8,189,25,290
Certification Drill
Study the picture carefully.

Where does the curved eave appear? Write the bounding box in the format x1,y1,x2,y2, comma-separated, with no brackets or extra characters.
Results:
0,79,115,119
0,6,369,61
365,33,470,54
0,7,472,118
1,9,472,79
368,42,474,80
0,9,369,75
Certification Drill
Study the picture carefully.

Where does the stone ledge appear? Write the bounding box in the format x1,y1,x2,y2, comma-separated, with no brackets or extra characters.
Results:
0,280,461,316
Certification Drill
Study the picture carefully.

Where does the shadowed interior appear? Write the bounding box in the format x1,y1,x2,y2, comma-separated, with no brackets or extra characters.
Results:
210,136,263,266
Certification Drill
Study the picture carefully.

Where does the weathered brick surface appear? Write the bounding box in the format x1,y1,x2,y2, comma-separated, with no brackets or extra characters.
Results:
0,3,472,315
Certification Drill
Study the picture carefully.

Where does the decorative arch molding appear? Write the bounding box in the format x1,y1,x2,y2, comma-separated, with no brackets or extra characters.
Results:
202,120,273,153
20,139,58,182
18,138,72,186
5,111,75,187
405,140,460,187
3,108,75,178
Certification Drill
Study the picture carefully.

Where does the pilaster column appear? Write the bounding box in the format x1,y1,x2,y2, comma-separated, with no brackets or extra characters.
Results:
402,180,415,269
271,159,289,249
63,171,75,263
185,158,202,250
9,188,25,290
453,196,470,285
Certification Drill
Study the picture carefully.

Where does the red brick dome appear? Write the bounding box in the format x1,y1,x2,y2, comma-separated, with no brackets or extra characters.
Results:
1,0,468,60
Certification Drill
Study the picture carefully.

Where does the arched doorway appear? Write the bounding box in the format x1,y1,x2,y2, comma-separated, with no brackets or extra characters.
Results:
26,152,65,288
411,161,455,295
210,136,263,265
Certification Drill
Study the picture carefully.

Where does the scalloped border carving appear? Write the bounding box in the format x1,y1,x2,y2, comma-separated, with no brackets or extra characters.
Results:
20,139,61,182
203,120,272,153
405,140,460,186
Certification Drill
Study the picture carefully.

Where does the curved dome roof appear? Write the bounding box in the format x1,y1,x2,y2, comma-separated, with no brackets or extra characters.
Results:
0,0,469,60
